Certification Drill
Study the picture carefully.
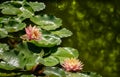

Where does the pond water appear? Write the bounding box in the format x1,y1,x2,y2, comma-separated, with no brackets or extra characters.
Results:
40,0,120,77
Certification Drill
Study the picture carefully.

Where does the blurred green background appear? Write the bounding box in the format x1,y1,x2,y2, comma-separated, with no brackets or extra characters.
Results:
1,0,120,77
39,0,120,77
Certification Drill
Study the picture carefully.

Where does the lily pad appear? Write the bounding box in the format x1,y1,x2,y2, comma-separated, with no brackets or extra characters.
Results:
44,56,59,66
0,28,8,38
0,42,43,71
30,34,61,47
19,7,34,18
1,6,21,15
4,22,26,32
0,44,9,57
66,72,89,77
52,47,79,63
30,14,62,30
51,28,73,38
66,72,102,77
20,75,35,77
44,67,66,77
28,2,45,11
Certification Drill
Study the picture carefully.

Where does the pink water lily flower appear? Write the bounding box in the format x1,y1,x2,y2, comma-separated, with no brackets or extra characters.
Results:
21,25,42,41
62,58,84,72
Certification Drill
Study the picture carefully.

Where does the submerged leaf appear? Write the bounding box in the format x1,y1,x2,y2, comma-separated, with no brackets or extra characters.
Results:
30,14,62,30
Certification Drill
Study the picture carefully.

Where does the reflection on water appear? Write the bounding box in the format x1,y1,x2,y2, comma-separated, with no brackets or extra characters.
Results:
41,0,120,77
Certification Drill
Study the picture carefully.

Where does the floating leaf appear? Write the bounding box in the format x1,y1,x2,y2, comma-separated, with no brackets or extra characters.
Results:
66,72,89,77
0,2,13,9
30,15,62,30
0,17,10,24
20,74,35,77
30,34,61,47
0,50,22,69
0,43,9,52
44,56,59,66
4,22,26,32
0,17,26,32
0,61,17,70
44,67,66,77
51,28,73,38
66,72,102,77
0,28,8,38
19,7,34,18
1,6,21,15
53,47,79,58
52,47,79,63
0,71,20,77
0,42,43,70
15,42,44,70
28,2,45,11
88,72,102,77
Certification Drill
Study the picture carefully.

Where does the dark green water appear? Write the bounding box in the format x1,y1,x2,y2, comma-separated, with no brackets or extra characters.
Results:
40,0,120,77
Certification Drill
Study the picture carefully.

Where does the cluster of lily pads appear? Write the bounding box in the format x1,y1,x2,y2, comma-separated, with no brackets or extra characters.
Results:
0,0,102,77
